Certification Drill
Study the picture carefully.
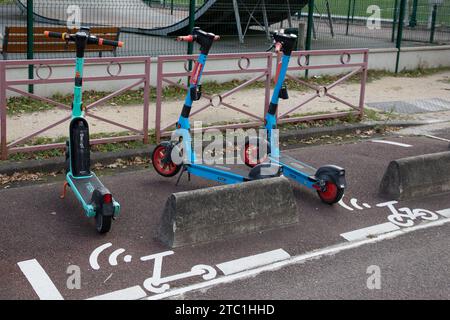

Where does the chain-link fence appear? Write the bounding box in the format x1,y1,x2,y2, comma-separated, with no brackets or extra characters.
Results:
1,0,449,60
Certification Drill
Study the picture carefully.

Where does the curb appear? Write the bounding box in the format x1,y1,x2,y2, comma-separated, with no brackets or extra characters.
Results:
0,120,421,175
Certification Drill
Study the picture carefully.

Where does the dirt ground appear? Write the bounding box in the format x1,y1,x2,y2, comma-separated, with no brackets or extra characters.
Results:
6,71,450,142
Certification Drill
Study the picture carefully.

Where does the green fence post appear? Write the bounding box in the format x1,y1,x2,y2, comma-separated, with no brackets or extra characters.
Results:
305,0,314,78
395,0,407,74
430,4,438,43
409,0,418,27
345,0,352,36
27,0,34,94
391,0,399,42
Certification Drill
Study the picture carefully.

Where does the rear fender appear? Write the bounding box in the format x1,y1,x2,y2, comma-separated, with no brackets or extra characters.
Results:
315,165,346,189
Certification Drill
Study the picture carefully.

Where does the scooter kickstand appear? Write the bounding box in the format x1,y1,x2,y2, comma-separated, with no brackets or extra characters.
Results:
60,182,69,199
175,166,187,186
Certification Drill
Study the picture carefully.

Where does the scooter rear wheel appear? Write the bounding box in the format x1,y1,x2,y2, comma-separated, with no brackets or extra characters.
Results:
95,212,112,234
317,180,344,205
152,144,181,177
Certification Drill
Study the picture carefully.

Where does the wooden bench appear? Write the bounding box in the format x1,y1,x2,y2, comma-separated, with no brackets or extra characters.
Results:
1,26,121,60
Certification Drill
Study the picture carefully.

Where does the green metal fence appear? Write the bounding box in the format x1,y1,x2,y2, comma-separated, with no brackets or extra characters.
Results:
0,0,449,60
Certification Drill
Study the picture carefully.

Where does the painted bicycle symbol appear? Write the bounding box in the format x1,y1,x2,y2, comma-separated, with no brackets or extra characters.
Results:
376,201,439,227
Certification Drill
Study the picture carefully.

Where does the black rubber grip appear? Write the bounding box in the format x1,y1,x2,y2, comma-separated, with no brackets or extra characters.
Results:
45,31,64,39
100,38,121,47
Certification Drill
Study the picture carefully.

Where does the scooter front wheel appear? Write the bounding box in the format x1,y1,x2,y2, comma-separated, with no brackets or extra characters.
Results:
317,179,344,205
95,212,112,234
152,143,182,177
244,140,269,168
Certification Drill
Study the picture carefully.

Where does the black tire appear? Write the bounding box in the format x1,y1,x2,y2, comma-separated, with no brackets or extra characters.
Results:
95,212,112,234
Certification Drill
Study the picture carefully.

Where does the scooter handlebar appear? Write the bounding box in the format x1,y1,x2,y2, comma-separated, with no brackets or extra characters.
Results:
44,31,124,47
176,35,220,42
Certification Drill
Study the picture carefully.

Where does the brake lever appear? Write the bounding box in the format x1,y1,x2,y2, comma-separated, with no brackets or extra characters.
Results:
266,44,275,52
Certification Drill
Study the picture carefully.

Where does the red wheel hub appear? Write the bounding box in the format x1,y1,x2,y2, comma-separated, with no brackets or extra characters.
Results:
153,145,178,175
244,143,268,168
318,181,338,202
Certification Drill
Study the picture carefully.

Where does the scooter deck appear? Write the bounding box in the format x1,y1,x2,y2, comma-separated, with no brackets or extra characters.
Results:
276,154,317,176
189,163,254,183
67,172,104,203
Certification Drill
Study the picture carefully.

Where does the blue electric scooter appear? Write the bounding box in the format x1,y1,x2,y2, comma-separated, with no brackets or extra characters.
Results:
244,31,346,204
45,27,122,233
152,27,281,185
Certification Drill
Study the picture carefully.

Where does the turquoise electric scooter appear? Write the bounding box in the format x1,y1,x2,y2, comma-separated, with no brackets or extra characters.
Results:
45,27,123,233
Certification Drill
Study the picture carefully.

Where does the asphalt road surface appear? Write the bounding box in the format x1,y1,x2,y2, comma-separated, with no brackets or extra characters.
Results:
0,134,449,300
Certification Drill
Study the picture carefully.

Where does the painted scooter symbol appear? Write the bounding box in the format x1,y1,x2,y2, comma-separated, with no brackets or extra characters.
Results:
140,251,217,294
376,201,439,227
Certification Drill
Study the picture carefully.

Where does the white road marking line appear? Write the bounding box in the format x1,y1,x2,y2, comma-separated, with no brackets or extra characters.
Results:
437,209,450,218
144,217,450,300
87,285,147,300
216,249,291,275
371,140,412,148
423,134,450,143
340,222,401,241
17,259,64,300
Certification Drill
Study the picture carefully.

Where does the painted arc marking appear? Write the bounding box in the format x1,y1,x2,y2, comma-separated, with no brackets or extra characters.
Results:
437,209,450,218
108,248,126,266
89,242,112,270
17,259,64,300
371,140,412,148
340,222,401,241
216,249,291,275
338,198,354,211
145,217,450,301
350,198,363,210
87,285,147,300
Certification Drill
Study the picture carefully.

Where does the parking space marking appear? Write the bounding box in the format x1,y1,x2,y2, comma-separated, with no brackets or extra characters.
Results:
17,259,64,300
437,209,450,218
216,249,291,275
340,222,401,241
87,285,147,300
371,140,412,147
145,217,450,300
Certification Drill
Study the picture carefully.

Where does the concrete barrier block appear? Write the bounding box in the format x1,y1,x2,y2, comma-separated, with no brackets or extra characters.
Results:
379,151,450,200
157,177,299,248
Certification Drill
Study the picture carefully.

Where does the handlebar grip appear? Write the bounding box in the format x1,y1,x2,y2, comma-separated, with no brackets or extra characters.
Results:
98,38,123,47
44,31,67,40
275,42,283,53
177,35,194,42
213,35,220,41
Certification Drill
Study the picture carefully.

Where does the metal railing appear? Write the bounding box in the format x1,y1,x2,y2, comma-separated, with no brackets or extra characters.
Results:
154,48,369,143
0,56,151,160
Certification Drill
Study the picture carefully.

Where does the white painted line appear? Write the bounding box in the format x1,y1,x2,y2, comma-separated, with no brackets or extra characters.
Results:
340,222,401,241
216,249,291,275
87,285,147,300
423,134,450,143
371,140,412,148
144,217,450,300
437,209,450,218
17,259,64,300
